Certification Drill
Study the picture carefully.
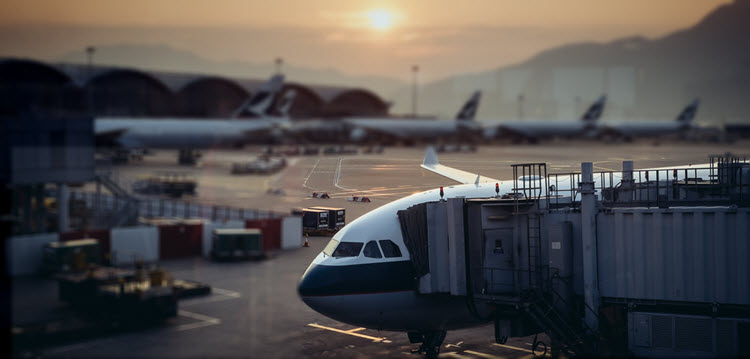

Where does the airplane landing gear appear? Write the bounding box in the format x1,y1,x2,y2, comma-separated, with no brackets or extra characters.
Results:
408,330,446,359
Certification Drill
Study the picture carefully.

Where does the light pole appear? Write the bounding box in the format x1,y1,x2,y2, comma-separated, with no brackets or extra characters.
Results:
518,93,524,121
86,46,96,116
275,57,283,75
411,65,419,118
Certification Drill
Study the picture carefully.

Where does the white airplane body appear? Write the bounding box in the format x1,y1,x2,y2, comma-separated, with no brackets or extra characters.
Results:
344,91,482,142
298,146,711,354
597,98,700,139
95,117,289,149
95,75,294,149
481,95,606,141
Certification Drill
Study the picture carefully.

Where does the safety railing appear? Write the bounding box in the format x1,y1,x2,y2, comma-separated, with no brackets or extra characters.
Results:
71,191,286,223
546,163,750,208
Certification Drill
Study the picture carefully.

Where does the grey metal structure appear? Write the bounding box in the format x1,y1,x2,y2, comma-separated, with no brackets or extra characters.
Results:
398,154,750,357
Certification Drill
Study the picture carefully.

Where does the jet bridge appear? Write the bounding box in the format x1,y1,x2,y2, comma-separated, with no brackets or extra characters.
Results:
398,155,750,357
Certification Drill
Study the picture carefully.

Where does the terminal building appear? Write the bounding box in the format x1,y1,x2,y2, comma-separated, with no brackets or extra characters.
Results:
0,57,390,119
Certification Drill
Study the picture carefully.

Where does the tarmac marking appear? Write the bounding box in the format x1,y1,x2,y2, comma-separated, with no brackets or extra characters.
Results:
302,159,322,190
464,350,506,359
345,327,367,333
334,158,357,191
180,287,241,307
307,323,392,343
492,343,550,357
176,310,221,331
441,352,473,359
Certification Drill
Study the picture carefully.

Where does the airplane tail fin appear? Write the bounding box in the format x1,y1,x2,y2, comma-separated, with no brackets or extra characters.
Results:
581,95,606,124
455,91,482,121
232,74,285,118
277,89,297,117
676,98,700,125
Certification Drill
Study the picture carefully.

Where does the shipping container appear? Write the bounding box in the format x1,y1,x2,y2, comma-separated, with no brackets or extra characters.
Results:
43,239,100,273
310,206,346,229
211,228,263,259
302,208,329,230
245,218,282,250
60,229,111,260
158,220,203,259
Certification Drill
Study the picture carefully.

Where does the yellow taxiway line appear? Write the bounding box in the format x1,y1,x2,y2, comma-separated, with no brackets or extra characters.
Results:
307,323,392,343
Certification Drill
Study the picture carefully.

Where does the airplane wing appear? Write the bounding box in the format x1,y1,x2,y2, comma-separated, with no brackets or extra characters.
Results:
420,146,499,185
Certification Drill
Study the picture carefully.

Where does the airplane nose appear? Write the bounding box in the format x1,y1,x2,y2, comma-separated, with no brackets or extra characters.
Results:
297,262,325,298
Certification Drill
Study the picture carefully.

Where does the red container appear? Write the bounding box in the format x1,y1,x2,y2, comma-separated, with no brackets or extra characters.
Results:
245,218,281,250
60,229,111,259
158,221,203,259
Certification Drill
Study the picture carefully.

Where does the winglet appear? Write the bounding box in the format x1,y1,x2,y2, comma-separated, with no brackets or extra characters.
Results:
474,174,481,186
423,146,439,166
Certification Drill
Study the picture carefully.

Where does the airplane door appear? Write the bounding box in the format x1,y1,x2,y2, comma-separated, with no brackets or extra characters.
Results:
483,228,514,293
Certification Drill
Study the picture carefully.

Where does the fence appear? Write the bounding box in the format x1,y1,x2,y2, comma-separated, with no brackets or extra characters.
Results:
71,191,286,222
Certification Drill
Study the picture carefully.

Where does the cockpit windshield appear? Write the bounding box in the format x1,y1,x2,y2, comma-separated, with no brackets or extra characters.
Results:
331,241,364,258
323,239,339,256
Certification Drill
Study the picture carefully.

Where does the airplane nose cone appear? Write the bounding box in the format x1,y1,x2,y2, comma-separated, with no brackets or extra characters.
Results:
297,265,315,298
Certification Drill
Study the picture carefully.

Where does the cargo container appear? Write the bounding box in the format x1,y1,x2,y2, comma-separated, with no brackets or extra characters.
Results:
310,206,346,229
211,228,263,260
43,239,100,274
302,208,329,230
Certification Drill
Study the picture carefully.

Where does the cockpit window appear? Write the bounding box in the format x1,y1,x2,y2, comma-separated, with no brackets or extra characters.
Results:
363,241,382,258
331,241,364,258
323,239,339,257
378,240,402,258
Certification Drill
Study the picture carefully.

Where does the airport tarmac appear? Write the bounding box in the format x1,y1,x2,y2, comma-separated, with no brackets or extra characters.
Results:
21,141,746,358
93,140,747,221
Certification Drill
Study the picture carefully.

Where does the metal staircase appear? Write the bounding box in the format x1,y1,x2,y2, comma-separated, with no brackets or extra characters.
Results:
93,170,139,227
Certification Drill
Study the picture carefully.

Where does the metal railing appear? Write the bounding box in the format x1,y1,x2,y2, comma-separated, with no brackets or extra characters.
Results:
71,191,286,224
546,163,749,208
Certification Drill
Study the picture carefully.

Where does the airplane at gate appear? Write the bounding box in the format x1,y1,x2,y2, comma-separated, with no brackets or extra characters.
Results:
481,95,606,142
596,98,700,140
94,75,295,150
344,91,482,143
297,146,712,358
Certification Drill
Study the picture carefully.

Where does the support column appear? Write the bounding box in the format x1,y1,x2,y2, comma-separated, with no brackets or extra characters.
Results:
620,161,634,202
57,183,69,233
580,162,600,331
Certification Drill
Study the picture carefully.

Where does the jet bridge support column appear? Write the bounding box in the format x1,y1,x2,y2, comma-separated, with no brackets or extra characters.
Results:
580,162,600,331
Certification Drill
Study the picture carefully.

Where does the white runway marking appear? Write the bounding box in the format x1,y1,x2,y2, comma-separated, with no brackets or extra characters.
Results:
307,323,392,343
181,287,241,307
334,158,357,190
302,159,322,190
176,310,221,331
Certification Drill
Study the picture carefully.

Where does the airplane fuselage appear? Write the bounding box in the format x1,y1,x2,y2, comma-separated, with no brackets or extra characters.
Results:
95,117,289,149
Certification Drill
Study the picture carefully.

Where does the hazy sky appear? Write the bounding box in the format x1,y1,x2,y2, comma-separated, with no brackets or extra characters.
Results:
0,0,732,82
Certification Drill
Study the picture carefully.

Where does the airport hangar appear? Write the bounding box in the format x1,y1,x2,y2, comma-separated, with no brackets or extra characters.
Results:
0,57,390,119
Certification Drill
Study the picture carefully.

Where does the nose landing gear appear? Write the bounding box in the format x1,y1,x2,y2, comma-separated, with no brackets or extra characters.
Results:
408,330,447,359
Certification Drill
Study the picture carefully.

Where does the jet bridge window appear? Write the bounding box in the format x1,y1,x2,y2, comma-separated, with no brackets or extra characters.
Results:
332,241,364,258
363,240,383,258
378,240,402,258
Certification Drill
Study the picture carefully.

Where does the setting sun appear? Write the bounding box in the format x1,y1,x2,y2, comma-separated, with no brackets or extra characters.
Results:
366,10,393,30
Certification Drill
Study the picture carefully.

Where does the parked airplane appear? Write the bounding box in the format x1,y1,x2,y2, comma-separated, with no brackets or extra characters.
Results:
95,75,294,163
344,91,482,143
297,146,711,358
596,98,700,140
482,95,606,143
